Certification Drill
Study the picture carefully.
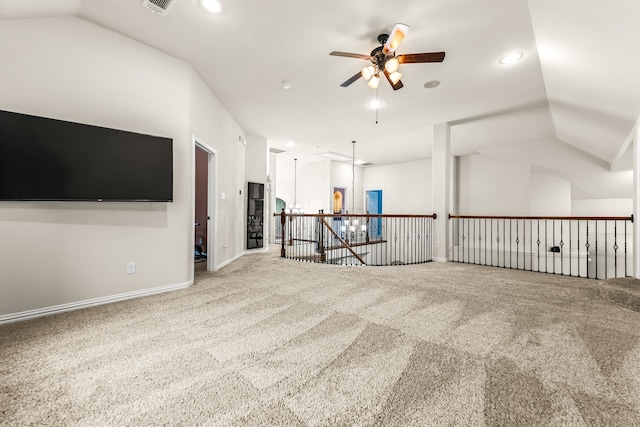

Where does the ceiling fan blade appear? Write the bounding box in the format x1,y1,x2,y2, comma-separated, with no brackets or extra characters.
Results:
330,51,371,60
383,69,403,91
340,71,363,87
398,52,446,64
383,23,410,54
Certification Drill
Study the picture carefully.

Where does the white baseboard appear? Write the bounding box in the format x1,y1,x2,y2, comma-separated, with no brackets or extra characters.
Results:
0,280,193,325
215,252,245,270
432,257,450,263
214,246,269,271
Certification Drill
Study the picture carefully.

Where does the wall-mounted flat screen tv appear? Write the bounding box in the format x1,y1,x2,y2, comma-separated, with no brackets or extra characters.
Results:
0,110,173,202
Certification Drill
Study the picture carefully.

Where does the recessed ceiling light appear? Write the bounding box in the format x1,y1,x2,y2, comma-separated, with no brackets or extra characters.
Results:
282,81,292,89
499,52,523,65
423,80,440,89
201,0,222,13
368,99,383,109
287,141,294,147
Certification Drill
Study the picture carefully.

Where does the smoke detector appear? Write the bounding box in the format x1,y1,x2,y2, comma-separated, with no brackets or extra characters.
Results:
142,0,179,16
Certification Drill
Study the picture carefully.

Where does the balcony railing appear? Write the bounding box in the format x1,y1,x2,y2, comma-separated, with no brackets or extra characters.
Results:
275,211,436,266
449,215,634,279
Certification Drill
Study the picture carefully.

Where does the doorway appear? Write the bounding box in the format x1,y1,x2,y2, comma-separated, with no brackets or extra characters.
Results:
194,139,216,273
274,197,286,244
366,190,383,238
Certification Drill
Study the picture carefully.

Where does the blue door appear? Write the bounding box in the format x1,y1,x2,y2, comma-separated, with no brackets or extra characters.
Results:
366,190,382,239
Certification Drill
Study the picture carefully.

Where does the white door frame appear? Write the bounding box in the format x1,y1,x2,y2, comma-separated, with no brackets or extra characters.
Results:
193,135,218,272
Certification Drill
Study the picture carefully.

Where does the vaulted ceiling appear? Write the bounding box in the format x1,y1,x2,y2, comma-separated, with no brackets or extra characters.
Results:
2,0,639,191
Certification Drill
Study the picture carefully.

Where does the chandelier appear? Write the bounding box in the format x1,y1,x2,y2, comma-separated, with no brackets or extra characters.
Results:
340,140,367,242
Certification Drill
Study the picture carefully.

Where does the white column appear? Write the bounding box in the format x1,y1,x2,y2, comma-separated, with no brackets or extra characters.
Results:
432,123,451,262
634,127,640,278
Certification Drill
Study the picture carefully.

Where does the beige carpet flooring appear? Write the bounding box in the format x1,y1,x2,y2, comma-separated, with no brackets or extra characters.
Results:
2,246,640,426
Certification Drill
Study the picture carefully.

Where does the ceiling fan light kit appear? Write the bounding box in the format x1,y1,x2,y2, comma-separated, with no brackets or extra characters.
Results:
389,71,402,85
384,57,399,73
330,23,445,91
383,23,410,54
368,75,380,89
362,66,375,81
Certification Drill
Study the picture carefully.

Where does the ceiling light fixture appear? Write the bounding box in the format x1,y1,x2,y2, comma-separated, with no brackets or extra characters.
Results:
361,66,375,81
361,54,402,90
384,57,399,73
287,141,294,147
499,52,523,65
423,80,440,89
388,71,402,85
281,80,292,89
368,74,380,89
368,99,383,109
383,24,410,54
201,0,222,13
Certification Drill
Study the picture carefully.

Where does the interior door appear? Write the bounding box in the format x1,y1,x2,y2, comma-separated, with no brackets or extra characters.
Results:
194,145,209,261
366,190,382,238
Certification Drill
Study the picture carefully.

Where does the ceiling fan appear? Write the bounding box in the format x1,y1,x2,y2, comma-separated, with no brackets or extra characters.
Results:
330,23,445,91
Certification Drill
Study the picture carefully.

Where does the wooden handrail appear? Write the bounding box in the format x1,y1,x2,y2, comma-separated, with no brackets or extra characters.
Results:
273,213,437,219
448,214,633,222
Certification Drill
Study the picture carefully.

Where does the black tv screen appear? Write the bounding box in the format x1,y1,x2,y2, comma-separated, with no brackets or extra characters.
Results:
0,110,173,202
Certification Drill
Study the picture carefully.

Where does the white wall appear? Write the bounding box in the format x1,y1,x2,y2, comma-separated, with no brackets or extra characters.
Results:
458,154,531,215
458,154,630,217
572,199,633,216
245,136,268,185
267,152,278,242
188,68,247,265
244,135,268,251
275,157,295,209
331,162,364,213
362,159,432,214
299,160,331,214
276,158,432,215
529,173,571,215
0,16,251,319
275,158,330,214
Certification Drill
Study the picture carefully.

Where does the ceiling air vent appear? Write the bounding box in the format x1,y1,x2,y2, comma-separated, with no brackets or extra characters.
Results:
269,148,286,154
142,0,178,16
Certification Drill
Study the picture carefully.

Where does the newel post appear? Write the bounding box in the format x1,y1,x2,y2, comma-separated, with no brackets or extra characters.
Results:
280,208,286,258
318,209,326,262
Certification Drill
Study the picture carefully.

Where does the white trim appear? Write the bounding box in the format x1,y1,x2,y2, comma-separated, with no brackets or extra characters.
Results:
432,257,450,262
634,128,640,279
213,248,267,272
611,116,640,170
0,280,192,325
216,252,245,270
245,247,269,255
193,135,218,273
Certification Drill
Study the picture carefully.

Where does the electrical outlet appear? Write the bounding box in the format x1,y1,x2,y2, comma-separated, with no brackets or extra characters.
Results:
126,262,136,274
223,243,228,249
